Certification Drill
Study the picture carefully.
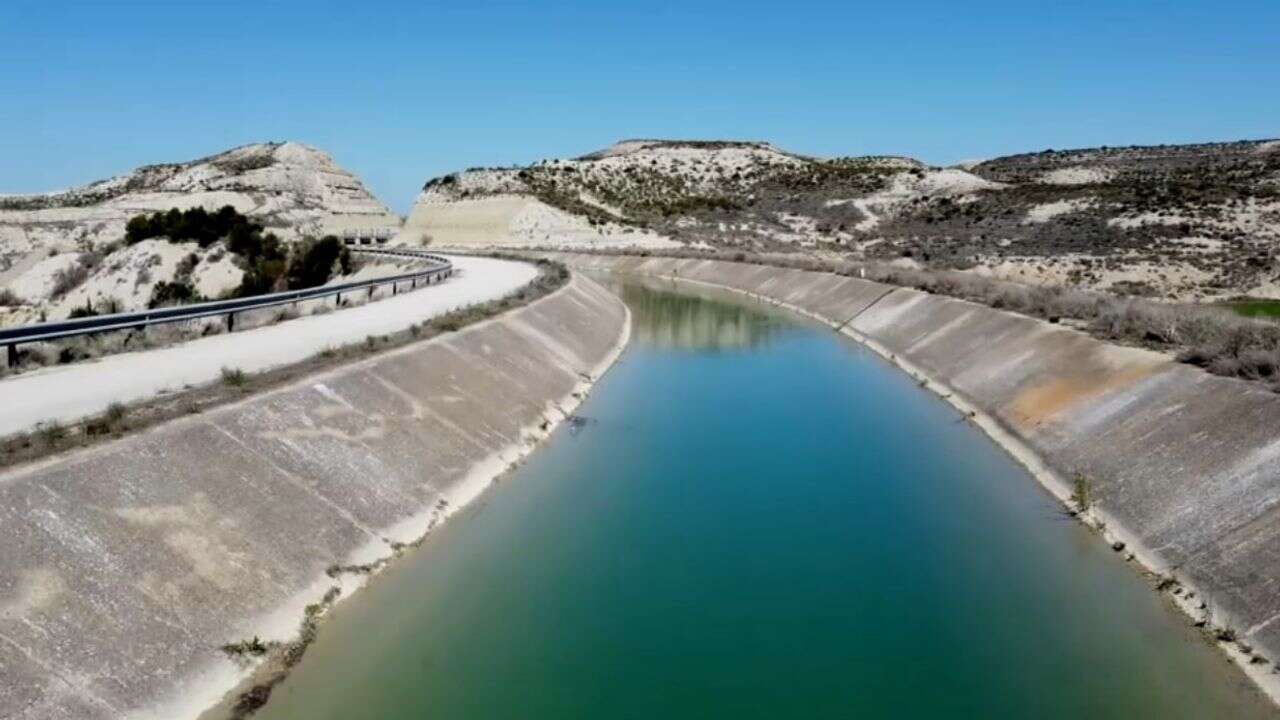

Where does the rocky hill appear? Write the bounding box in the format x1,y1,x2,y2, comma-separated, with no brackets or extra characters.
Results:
0,142,400,324
408,138,1280,300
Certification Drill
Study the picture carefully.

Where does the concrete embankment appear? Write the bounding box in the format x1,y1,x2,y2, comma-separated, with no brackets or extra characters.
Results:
0,272,629,719
553,252,1280,698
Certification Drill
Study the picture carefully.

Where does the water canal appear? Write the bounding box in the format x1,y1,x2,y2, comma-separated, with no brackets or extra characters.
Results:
254,279,1273,719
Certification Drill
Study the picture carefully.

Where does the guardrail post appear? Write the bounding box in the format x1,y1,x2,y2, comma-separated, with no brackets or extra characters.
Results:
227,312,235,332
368,286,374,301
6,343,17,368
392,283,398,296
336,293,342,306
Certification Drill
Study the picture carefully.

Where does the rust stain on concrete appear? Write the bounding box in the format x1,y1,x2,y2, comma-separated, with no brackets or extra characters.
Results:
1006,364,1157,428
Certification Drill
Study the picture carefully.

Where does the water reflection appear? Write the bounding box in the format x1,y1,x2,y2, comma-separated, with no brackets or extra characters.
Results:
617,281,785,352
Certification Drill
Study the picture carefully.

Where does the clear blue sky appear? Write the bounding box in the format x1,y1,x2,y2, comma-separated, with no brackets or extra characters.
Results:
2,1,1277,213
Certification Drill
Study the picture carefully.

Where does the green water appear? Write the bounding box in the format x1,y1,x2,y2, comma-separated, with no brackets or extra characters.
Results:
1225,298,1280,320
256,280,1274,719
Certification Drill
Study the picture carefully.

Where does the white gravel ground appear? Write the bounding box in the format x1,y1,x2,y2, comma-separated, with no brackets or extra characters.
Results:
0,254,537,437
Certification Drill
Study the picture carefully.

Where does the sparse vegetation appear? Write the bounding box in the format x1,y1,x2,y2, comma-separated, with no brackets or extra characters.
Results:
36,421,66,447
67,299,102,319
175,251,200,279
84,402,129,436
49,261,90,299
148,280,203,308
433,137,1279,304
227,586,342,719
42,208,356,323
1071,473,1093,512
120,205,305,298
221,366,248,387
221,635,271,659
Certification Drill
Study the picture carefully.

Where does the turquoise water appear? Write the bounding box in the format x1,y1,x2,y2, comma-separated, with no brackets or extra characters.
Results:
255,279,1273,719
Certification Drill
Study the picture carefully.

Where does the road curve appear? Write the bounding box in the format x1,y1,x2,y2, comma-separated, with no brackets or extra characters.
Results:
0,254,538,438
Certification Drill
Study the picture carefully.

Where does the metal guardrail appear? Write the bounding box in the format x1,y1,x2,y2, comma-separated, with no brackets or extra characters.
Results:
2,248,453,367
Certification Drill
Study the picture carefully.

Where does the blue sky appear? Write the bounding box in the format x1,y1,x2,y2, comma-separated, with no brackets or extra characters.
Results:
2,1,1277,213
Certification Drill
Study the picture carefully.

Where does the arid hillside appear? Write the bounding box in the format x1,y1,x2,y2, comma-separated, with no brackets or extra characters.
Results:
0,142,401,325
409,138,1280,299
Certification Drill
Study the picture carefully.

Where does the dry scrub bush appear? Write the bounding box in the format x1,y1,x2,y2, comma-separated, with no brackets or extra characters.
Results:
49,263,89,299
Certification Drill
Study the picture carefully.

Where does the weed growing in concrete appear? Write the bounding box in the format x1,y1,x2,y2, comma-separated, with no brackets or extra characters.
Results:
1071,472,1092,512
221,635,270,659
227,586,344,718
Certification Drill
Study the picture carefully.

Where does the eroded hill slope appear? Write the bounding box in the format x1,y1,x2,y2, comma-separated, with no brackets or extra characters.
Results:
409,138,1280,299
0,142,401,324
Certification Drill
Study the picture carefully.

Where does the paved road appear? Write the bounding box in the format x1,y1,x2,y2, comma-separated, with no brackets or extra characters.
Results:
0,254,538,437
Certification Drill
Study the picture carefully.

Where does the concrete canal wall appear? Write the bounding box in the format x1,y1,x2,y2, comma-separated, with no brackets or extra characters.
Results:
0,273,630,719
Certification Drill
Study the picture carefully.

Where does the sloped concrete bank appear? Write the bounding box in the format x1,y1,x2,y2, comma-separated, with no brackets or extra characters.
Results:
0,272,630,720
552,252,1280,704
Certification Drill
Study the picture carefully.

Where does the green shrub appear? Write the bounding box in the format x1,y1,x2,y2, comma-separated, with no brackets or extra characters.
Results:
220,366,247,387
125,206,294,299
149,280,203,309
175,252,200,279
67,299,100,319
226,222,283,263
126,205,251,247
285,236,351,290
235,258,287,297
